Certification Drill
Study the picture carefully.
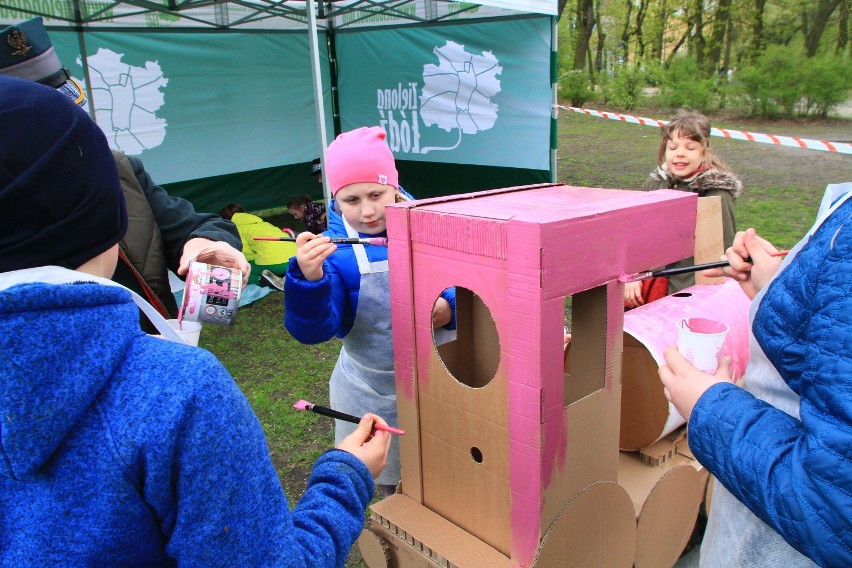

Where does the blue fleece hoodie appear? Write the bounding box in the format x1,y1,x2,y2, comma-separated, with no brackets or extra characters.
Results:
0,268,373,567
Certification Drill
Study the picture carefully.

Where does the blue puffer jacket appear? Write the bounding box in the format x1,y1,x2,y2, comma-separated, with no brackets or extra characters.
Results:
285,194,455,344
688,196,852,567
0,268,374,567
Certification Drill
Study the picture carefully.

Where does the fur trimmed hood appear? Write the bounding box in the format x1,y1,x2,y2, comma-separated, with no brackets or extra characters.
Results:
650,165,743,198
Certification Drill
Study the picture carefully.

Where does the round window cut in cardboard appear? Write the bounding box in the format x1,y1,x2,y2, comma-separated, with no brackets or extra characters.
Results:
432,286,500,389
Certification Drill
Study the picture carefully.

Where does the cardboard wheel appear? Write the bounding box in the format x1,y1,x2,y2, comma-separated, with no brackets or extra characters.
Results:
634,465,704,568
358,522,391,568
534,481,636,567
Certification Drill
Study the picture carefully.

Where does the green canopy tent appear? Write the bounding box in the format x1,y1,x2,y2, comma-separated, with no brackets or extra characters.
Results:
1,0,558,212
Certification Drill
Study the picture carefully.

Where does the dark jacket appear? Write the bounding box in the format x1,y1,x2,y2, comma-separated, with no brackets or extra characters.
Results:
111,152,241,330
643,165,742,293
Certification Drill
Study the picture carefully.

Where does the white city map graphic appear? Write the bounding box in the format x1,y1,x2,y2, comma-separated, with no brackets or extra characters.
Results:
78,48,168,155
419,40,502,153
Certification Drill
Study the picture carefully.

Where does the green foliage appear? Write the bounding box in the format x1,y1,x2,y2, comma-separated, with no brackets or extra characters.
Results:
729,46,850,118
556,17,578,74
800,54,852,118
601,64,646,110
558,69,593,107
657,56,717,112
642,60,665,88
734,45,804,117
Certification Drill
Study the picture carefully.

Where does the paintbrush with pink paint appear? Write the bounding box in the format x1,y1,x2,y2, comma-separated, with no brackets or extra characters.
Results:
292,400,405,435
618,250,791,283
253,236,388,246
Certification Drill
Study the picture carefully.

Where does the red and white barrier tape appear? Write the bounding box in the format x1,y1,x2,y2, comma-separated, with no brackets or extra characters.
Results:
558,106,852,155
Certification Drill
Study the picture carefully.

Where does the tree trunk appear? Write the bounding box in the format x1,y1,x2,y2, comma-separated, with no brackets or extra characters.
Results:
706,0,732,76
805,0,843,57
838,0,849,55
620,0,634,63
749,0,767,59
689,0,706,68
634,0,650,60
594,0,606,74
573,0,596,69
723,11,734,72
651,0,669,63
666,23,693,67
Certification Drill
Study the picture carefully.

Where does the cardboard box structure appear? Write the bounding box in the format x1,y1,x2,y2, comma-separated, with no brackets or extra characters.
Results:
363,184,704,567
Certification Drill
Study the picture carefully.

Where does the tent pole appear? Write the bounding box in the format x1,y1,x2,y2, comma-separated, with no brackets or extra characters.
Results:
326,17,341,137
70,0,96,121
307,0,332,225
550,15,558,183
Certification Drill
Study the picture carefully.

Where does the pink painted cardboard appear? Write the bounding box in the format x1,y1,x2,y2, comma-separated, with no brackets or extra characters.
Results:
385,183,699,566
622,278,752,442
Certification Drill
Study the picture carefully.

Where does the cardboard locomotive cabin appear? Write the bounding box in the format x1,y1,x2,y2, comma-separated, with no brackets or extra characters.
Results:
366,183,699,567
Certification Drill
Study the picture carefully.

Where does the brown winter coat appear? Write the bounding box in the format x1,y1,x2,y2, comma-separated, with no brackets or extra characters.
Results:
643,166,743,294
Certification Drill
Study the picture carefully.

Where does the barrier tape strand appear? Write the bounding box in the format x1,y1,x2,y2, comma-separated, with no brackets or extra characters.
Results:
557,105,852,155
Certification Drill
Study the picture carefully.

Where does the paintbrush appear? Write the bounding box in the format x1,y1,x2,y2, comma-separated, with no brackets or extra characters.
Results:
253,236,388,246
292,400,405,435
618,250,790,283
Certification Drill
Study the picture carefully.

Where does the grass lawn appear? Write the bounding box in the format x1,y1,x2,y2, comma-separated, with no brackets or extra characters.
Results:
200,106,850,567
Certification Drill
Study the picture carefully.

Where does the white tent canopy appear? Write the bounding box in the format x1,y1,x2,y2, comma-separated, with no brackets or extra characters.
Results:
1,0,555,29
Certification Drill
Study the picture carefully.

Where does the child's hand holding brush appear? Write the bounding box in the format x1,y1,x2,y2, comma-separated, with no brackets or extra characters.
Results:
335,413,392,479
704,228,785,300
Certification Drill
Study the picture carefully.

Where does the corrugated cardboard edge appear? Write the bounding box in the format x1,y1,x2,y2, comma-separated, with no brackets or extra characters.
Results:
387,196,425,503
368,494,513,568
694,196,724,286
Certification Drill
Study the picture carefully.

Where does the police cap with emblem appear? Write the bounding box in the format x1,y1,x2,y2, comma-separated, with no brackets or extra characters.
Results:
0,17,86,106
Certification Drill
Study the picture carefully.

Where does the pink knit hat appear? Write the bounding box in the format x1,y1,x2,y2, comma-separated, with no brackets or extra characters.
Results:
325,126,399,196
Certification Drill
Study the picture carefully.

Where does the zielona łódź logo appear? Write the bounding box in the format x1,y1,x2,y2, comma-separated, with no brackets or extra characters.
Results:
77,48,168,155
377,40,502,155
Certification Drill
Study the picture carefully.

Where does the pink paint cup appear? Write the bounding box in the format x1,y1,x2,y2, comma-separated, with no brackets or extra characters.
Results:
676,317,728,374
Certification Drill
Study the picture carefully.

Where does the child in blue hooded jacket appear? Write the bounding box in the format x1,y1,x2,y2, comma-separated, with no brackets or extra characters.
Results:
285,127,456,498
0,76,391,568
659,183,852,568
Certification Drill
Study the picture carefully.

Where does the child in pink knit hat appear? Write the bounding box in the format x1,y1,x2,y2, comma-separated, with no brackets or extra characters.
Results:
284,126,456,499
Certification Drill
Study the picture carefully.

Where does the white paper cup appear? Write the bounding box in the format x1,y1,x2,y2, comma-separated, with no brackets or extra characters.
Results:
676,317,728,373
166,319,202,347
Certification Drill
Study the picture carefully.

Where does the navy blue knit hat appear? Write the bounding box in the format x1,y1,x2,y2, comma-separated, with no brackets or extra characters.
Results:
0,76,127,272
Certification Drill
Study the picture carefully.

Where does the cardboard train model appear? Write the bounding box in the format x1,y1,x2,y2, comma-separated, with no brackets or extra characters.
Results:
357,183,752,568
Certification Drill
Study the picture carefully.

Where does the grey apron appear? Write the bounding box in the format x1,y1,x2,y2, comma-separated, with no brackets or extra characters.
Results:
700,184,852,568
329,217,399,486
